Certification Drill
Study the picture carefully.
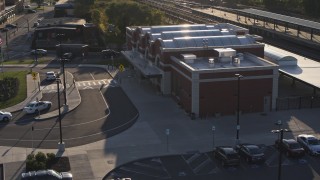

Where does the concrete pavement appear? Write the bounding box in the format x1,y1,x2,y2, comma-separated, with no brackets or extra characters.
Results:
1,63,320,180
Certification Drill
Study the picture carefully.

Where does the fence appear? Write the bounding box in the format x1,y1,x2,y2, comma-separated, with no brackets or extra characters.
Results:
276,96,320,111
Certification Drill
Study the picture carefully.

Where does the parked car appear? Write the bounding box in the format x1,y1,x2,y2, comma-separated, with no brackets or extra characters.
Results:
33,22,39,27
214,146,240,166
101,49,120,58
41,2,49,6
0,27,9,32
24,5,31,9
46,71,56,81
21,169,73,179
275,139,305,157
23,101,52,114
0,111,12,122
5,23,17,29
62,52,73,59
297,134,320,156
27,9,37,13
235,143,265,163
30,49,47,56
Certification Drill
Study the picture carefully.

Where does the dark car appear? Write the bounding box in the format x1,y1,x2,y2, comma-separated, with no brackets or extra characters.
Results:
5,23,17,29
30,49,47,56
275,139,305,157
214,146,240,166
101,49,120,58
235,143,265,163
21,169,73,179
27,9,37,13
0,27,9,32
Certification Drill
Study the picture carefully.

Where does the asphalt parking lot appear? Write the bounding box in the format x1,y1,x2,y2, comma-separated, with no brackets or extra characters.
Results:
105,145,320,180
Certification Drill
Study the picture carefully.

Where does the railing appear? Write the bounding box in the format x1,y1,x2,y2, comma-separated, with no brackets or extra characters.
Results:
276,96,320,111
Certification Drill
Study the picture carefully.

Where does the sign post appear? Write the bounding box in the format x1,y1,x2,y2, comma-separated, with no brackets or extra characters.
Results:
31,72,37,91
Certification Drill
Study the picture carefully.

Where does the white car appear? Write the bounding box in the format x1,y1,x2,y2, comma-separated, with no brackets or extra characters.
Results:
297,134,320,156
46,71,56,81
23,101,52,114
0,111,12,122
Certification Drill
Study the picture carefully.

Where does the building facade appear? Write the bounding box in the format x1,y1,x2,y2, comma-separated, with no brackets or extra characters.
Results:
124,24,279,117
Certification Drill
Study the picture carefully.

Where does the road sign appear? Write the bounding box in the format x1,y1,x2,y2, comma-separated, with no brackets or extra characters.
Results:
119,64,125,72
31,72,37,80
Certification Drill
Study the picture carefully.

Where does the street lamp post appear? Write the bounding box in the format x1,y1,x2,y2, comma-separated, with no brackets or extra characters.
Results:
165,129,170,152
275,120,282,140
59,57,69,105
56,78,64,151
271,128,290,180
235,73,243,144
212,126,215,149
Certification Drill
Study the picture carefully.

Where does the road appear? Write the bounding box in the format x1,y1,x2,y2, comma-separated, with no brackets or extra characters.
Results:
0,66,138,148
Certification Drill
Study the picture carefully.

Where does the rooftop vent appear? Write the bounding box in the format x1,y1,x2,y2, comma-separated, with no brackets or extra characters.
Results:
181,54,197,64
214,48,236,63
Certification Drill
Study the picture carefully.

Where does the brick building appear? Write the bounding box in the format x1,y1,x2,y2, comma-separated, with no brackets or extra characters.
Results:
123,24,279,117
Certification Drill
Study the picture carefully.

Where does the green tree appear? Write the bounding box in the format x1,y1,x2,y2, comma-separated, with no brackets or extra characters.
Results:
74,0,95,20
30,0,45,7
105,1,164,38
302,0,320,17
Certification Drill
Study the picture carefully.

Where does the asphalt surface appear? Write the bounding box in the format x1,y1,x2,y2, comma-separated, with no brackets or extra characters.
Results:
105,145,320,180
0,86,138,148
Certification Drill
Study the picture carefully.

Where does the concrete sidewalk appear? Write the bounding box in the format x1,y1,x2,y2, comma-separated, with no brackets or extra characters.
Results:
1,64,320,180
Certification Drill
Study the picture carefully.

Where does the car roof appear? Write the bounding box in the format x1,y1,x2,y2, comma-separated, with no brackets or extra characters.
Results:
298,134,318,139
46,71,55,74
283,139,298,144
242,144,259,149
218,146,236,153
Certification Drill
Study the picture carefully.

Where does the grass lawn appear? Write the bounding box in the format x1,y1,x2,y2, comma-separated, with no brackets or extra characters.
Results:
2,58,51,65
0,71,28,109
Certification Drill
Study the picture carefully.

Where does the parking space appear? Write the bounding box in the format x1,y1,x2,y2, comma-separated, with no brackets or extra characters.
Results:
106,145,320,180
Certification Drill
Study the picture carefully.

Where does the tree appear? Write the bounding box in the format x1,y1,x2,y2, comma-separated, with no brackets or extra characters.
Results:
302,0,320,17
31,0,45,7
105,1,164,38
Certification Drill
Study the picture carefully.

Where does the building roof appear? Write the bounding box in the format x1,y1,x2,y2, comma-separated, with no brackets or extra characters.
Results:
148,29,234,41
172,52,278,72
264,48,297,66
160,35,256,49
38,17,85,27
140,23,248,35
266,44,320,89
238,8,320,30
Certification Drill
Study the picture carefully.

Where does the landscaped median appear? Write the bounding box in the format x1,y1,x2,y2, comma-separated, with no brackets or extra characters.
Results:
0,71,28,109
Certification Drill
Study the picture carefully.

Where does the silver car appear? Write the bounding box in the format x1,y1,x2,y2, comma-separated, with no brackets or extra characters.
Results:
21,169,73,179
0,111,12,122
23,101,52,114
297,134,320,156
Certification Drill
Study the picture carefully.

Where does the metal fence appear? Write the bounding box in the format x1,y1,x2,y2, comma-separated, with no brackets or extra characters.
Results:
276,96,320,111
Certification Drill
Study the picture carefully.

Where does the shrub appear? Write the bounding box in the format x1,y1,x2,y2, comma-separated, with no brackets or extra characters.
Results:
27,153,35,161
26,159,36,171
35,152,47,163
34,161,46,170
46,153,56,167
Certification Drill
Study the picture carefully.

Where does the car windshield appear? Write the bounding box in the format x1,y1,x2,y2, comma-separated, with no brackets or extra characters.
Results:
227,153,238,159
248,146,262,154
308,139,320,145
289,142,301,149
50,170,62,178
26,104,35,107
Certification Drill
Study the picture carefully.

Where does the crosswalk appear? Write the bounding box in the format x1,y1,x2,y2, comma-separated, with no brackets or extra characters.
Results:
41,79,118,93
